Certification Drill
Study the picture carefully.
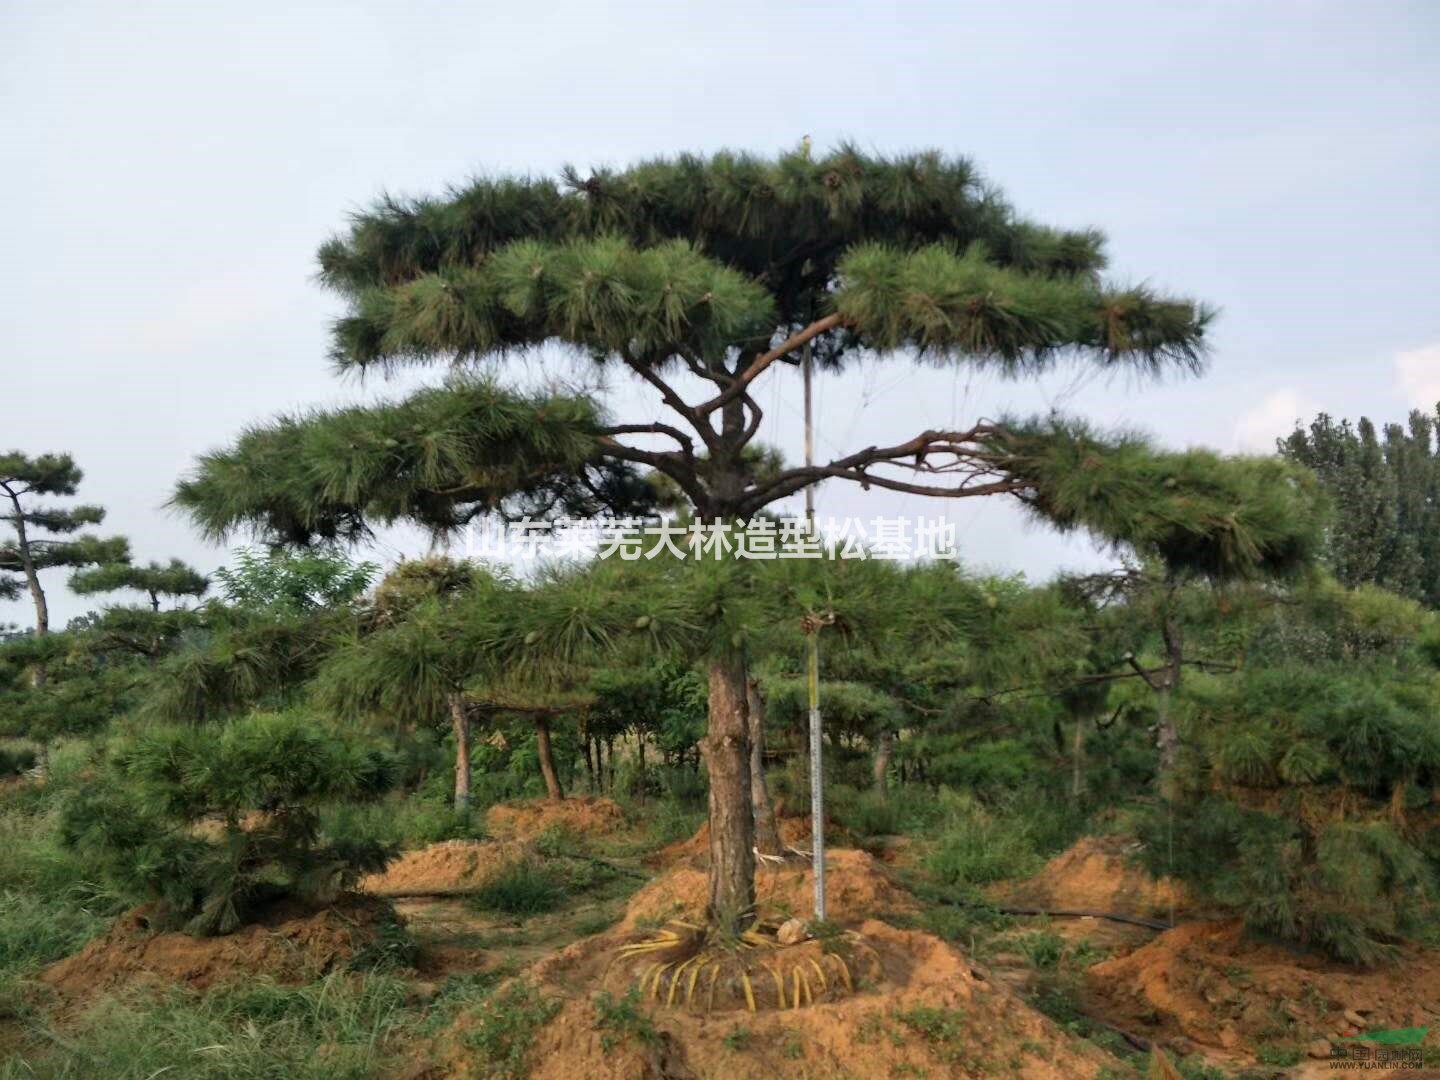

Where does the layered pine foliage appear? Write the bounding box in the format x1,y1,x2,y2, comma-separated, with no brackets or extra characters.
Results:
61,711,398,934
1139,581,1440,964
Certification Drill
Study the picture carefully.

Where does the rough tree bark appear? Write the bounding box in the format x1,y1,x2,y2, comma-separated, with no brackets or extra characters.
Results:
534,715,565,801
580,720,596,792
5,492,49,636
636,735,647,804
745,675,783,855
450,694,471,813
706,658,755,925
872,729,894,797
1155,606,1185,784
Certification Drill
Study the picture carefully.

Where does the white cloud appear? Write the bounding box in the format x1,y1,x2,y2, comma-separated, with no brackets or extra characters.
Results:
1233,388,1316,452
1395,344,1440,409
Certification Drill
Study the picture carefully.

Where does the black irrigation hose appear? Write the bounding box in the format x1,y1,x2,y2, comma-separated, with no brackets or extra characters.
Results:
904,881,1175,932
988,905,1173,931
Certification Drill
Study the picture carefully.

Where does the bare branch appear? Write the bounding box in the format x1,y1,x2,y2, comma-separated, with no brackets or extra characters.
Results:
620,353,718,451
595,435,707,506
739,425,1013,514
598,422,696,458
696,314,844,418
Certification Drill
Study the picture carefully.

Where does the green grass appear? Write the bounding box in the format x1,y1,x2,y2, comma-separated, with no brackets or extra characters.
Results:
1,974,411,1079
1255,1042,1302,1067
1017,929,1065,970
0,804,123,994
594,988,661,1052
894,1005,966,1062
922,794,1052,889
461,979,561,1079
468,859,567,916
828,783,944,838
0,890,109,974
321,792,487,849
722,1025,752,1051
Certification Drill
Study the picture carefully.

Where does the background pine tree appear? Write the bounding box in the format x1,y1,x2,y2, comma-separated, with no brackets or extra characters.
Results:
0,452,129,636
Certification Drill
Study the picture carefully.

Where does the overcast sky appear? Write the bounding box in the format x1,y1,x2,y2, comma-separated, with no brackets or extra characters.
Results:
4,1,1438,627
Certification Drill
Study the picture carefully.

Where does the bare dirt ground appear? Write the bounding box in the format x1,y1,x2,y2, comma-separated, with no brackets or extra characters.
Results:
1085,919,1440,1067
485,796,625,841
992,834,1191,922
360,838,533,897
441,851,1128,1079
39,894,394,1002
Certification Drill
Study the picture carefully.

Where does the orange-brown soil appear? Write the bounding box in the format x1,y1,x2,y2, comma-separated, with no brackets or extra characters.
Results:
448,918,1122,1079
622,848,919,930
1085,919,1440,1061
485,796,625,840
359,839,532,897
40,894,393,1001
995,835,1190,921
649,814,829,868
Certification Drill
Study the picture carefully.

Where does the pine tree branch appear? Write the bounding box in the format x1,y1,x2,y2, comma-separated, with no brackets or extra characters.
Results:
697,314,843,419
739,425,1012,514
595,437,706,507
620,353,719,451
597,423,696,458
740,393,763,444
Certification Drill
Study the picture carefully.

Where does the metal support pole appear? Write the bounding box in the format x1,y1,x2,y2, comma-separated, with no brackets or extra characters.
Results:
803,340,826,921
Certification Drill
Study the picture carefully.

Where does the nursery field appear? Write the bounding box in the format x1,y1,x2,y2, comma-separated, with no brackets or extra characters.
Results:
4,753,1439,1079
6,145,1440,1078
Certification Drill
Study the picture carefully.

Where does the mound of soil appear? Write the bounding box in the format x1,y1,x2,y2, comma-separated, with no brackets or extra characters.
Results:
997,835,1190,920
455,920,1121,1079
485,796,624,840
621,848,919,930
359,839,531,897
41,894,394,1001
649,814,824,868
1085,920,1440,1060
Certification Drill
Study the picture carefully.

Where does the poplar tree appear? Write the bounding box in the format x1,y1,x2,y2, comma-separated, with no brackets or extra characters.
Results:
1282,409,1440,606
173,145,1252,924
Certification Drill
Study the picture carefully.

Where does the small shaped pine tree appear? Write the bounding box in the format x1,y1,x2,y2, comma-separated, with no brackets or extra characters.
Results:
61,710,399,934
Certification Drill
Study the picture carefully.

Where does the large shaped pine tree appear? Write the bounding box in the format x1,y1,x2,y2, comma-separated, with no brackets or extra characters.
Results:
176,146,1257,923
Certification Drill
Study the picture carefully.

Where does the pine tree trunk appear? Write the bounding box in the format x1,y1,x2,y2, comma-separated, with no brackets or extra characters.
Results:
636,735,647,804
535,715,564,801
705,658,755,926
1071,719,1086,802
745,676,782,855
582,733,597,793
450,695,471,813
872,729,894,797
8,502,49,637
1156,594,1184,792
7,496,48,686
1155,687,1180,779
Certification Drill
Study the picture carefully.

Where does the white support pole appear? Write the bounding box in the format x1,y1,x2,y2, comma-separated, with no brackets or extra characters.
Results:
803,340,826,921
